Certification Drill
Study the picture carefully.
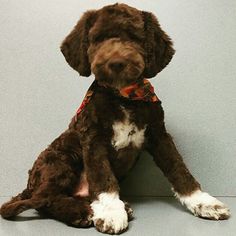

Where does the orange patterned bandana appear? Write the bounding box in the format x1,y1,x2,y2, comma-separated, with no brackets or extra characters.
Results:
76,79,159,115
119,79,159,102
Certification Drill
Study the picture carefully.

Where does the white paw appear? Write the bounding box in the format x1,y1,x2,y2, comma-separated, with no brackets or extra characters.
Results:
175,190,230,220
91,192,128,234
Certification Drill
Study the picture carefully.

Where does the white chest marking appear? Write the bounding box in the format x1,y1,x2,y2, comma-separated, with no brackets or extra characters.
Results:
111,108,146,151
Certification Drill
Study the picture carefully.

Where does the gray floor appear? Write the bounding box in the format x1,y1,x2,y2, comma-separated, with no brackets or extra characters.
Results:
0,196,235,236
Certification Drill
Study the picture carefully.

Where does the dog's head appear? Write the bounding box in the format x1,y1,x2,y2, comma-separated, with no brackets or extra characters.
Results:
61,3,175,89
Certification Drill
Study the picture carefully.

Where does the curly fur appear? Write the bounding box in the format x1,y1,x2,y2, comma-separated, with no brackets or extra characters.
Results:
0,3,230,235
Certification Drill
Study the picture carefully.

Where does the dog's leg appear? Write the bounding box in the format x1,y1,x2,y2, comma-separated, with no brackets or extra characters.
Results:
1,195,93,227
147,130,230,220
38,196,93,227
82,139,128,234
0,188,32,218
0,198,47,219
28,149,93,226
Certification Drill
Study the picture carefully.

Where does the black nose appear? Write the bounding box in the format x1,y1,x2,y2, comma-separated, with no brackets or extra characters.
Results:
108,59,126,72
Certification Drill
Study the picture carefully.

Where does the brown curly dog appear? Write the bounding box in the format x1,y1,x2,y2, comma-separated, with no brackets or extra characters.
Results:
0,3,230,234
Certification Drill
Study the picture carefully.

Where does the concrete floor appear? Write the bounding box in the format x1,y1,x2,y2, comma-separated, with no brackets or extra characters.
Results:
0,196,235,236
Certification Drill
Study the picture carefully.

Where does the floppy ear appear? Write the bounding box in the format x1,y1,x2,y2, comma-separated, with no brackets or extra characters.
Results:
60,10,97,77
142,11,175,78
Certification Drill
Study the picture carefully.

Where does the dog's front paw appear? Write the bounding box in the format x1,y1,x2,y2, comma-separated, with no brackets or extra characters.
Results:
176,190,230,220
193,202,230,220
91,192,128,234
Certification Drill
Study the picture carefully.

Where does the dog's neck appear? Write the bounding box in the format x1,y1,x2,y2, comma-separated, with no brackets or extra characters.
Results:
76,79,159,116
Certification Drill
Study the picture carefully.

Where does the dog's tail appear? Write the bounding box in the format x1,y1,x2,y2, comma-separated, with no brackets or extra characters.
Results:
0,189,46,219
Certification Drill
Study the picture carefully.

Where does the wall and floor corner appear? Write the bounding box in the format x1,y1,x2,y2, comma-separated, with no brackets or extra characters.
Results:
0,0,235,235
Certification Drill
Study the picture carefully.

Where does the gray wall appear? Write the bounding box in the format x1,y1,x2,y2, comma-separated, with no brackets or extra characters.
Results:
0,0,235,197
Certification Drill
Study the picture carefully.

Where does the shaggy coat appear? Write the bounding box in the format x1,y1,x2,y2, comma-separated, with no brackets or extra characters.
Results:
0,3,230,235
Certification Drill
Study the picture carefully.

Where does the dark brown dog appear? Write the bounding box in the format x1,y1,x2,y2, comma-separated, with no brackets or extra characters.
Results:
0,3,230,234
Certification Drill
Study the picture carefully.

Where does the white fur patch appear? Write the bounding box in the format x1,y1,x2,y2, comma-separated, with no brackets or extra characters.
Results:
112,107,146,151
175,189,230,220
91,192,128,233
